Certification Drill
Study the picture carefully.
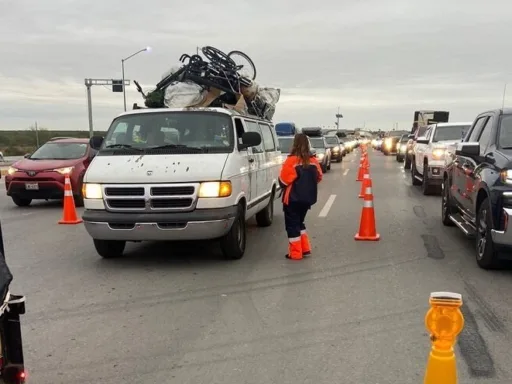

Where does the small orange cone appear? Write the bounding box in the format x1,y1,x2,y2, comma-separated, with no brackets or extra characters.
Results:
355,185,380,241
358,172,373,198
58,174,83,225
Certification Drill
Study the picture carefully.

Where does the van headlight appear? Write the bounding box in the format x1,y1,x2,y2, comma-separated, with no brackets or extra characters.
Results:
198,181,232,198
83,183,103,199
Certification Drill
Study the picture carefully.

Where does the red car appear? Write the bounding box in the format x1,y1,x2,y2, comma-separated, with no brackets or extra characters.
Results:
5,137,96,207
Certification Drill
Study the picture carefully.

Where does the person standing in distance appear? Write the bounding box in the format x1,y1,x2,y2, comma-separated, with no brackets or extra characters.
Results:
278,134,323,260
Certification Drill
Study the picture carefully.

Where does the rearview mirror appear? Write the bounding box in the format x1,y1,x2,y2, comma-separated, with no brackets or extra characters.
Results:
239,132,261,150
89,136,104,150
416,136,429,144
455,142,480,157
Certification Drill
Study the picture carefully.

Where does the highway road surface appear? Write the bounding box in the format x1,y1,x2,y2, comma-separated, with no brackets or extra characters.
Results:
3,149,512,384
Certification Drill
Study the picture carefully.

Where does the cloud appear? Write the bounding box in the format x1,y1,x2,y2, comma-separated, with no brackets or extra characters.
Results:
1,0,511,132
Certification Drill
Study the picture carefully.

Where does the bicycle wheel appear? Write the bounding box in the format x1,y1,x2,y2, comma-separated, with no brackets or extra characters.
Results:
228,50,257,80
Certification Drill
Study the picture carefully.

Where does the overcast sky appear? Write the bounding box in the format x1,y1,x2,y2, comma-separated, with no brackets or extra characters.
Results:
1,0,510,132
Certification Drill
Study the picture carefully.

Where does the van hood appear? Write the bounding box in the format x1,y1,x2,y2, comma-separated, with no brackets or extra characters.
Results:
84,153,229,183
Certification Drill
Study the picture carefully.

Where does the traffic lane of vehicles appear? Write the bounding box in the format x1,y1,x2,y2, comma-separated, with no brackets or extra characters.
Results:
4,152,512,382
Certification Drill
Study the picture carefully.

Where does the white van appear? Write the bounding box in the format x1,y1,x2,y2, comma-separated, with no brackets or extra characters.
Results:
82,107,283,260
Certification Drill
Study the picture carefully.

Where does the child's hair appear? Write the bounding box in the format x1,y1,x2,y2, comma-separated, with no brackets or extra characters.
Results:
291,134,311,166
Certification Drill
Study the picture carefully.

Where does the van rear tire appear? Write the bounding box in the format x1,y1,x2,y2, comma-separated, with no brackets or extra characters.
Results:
220,204,246,260
256,191,274,227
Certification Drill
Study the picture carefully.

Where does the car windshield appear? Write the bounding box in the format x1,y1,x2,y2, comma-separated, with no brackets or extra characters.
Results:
433,125,471,142
309,138,325,148
498,115,512,148
325,137,338,145
102,112,234,154
30,142,88,160
278,138,293,153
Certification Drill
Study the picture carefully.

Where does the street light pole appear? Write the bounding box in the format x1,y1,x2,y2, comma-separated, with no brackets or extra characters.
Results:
121,47,151,112
502,83,507,109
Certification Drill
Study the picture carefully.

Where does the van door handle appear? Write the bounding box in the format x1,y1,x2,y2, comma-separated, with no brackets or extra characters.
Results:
248,158,255,163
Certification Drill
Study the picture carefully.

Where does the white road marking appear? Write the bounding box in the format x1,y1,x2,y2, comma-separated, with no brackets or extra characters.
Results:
343,169,350,176
318,194,336,217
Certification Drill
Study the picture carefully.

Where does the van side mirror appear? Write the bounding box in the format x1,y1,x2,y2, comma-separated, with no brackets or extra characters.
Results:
455,142,480,157
416,136,429,144
89,136,104,150
239,132,261,150
23,153,31,159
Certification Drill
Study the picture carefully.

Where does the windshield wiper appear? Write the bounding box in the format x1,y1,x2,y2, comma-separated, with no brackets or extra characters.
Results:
105,144,144,152
147,144,205,151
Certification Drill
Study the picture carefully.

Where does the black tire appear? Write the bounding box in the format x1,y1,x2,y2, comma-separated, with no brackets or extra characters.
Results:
12,196,31,207
321,163,327,173
74,175,85,207
411,161,421,186
404,157,411,170
422,164,433,195
227,50,257,80
93,239,126,259
396,155,403,162
220,204,246,260
475,198,501,269
255,191,274,227
327,159,331,170
441,177,455,226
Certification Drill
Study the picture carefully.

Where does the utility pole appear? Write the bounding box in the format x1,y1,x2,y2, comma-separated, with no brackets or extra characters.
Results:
34,121,40,148
503,83,507,109
84,78,129,138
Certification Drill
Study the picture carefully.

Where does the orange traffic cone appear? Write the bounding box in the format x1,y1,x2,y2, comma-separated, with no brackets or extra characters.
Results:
58,174,83,225
356,157,365,181
358,172,373,198
355,185,380,241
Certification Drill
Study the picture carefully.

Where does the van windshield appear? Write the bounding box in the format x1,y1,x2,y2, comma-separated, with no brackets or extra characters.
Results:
101,112,234,154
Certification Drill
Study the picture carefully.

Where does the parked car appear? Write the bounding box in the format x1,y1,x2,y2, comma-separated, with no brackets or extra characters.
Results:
82,107,282,260
5,138,96,207
411,122,471,194
324,135,343,162
381,136,401,155
442,109,512,269
396,134,410,162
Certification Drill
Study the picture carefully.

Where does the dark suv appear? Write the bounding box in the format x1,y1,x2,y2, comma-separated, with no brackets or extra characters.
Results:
442,108,512,269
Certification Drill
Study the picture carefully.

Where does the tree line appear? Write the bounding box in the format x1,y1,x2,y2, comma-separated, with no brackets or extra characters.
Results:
0,128,107,156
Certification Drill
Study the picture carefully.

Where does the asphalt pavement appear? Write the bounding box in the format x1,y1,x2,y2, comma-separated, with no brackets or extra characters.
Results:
3,149,512,383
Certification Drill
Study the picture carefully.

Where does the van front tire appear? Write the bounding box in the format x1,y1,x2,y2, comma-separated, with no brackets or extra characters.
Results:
256,191,274,227
94,239,126,259
220,204,246,260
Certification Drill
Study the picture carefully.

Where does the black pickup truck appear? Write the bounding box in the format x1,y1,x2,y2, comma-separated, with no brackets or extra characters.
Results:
442,108,512,269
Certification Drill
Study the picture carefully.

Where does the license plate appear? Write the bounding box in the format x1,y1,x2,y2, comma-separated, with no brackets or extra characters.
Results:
25,183,39,190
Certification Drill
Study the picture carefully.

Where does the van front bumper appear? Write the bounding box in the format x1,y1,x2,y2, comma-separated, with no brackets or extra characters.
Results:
82,206,237,241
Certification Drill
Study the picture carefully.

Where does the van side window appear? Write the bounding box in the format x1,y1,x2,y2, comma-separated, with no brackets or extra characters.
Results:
258,123,276,152
234,118,245,149
245,121,264,153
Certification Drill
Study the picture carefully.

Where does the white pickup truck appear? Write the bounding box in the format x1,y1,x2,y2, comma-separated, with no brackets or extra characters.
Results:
411,122,472,195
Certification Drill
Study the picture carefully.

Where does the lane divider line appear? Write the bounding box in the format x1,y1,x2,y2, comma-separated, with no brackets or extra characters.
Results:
319,194,337,218
343,169,350,176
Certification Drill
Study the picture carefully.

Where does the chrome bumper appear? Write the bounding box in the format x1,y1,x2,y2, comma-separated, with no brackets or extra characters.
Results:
491,208,512,247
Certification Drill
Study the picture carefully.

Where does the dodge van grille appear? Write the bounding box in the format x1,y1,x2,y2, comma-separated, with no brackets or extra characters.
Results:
102,183,198,212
